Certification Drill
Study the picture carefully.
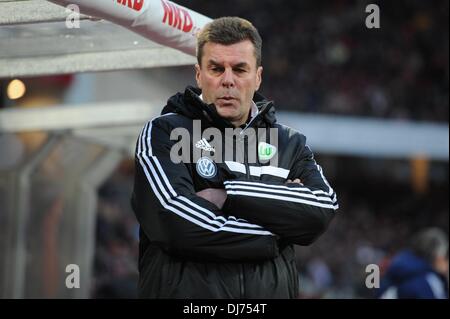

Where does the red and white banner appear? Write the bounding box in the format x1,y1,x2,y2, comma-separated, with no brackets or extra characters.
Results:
48,0,212,56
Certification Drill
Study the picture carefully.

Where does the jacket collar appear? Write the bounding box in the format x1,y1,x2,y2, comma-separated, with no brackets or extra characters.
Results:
162,86,276,130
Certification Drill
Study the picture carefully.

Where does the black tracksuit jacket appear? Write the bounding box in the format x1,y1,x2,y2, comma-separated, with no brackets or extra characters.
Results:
131,86,339,298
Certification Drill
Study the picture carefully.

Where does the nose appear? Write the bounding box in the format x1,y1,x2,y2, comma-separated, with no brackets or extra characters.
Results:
221,68,235,88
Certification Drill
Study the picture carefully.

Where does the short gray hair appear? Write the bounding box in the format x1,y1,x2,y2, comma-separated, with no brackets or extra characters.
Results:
410,227,448,263
196,17,262,67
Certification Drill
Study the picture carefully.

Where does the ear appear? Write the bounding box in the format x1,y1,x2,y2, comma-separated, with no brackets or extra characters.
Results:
195,64,202,89
255,66,263,91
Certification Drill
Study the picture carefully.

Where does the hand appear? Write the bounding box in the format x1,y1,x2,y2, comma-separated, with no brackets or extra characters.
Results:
196,188,227,209
286,178,303,185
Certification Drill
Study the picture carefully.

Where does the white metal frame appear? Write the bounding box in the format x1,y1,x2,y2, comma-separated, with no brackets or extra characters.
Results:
0,0,196,77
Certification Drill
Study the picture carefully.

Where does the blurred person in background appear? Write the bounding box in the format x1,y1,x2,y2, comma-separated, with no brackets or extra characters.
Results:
378,227,448,299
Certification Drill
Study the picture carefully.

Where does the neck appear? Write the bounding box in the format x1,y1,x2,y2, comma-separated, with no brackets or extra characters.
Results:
231,101,257,127
231,115,249,128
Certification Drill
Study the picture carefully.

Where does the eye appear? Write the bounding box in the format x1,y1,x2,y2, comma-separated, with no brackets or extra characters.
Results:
233,67,249,75
210,66,224,73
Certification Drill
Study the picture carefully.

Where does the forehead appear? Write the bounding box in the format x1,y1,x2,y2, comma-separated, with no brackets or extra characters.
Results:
201,40,256,66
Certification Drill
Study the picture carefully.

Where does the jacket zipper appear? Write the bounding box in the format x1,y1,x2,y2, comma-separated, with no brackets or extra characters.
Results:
240,119,250,298
244,135,249,179
240,107,262,179
237,103,272,297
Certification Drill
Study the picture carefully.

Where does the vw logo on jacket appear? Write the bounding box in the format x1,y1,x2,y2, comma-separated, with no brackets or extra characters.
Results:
196,157,217,178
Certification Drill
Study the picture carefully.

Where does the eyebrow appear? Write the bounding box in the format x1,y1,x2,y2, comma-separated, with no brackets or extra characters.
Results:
207,60,250,69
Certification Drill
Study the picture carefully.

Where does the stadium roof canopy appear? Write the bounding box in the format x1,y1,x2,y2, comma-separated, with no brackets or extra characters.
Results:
0,0,196,77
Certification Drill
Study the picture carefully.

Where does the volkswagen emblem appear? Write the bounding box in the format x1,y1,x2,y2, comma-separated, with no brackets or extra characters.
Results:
196,157,217,179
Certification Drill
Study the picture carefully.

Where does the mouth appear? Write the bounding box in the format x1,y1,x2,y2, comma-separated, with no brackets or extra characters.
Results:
218,96,236,101
216,95,239,105
216,97,237,108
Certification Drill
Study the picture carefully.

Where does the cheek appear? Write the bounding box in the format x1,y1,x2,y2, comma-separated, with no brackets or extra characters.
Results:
242,80,257,95
202,75,220,88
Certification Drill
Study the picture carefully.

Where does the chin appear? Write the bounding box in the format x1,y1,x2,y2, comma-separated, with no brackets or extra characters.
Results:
217,108,237,119
215,104,234,115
